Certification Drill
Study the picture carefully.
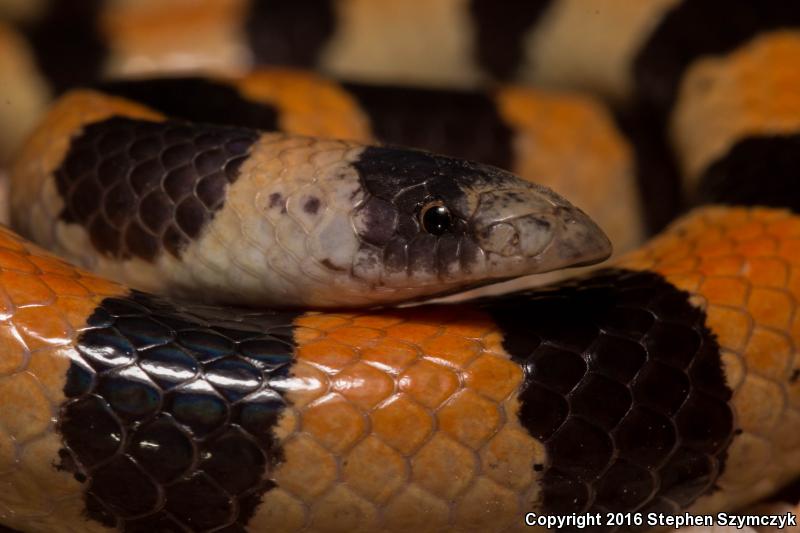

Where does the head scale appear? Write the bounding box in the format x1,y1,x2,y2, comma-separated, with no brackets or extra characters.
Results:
325,146,611,306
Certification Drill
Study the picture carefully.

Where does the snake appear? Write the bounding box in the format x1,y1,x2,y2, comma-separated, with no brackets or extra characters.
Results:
0,1,800,532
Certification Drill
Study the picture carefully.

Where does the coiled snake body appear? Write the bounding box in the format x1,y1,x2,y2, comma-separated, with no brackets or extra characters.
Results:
0,1,799,532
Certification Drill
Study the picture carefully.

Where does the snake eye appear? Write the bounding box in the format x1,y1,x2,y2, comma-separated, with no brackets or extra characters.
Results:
420,200,452,236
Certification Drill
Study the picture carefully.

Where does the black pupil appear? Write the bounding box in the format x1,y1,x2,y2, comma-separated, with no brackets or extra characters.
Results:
422,205,452,235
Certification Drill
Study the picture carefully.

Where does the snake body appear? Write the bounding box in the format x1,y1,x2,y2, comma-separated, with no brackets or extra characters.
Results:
1,1,800,532
0,199,798,533
11,89,611,308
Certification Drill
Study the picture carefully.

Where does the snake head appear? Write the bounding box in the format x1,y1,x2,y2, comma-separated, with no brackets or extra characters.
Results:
206,137,613,307
336,146,612,305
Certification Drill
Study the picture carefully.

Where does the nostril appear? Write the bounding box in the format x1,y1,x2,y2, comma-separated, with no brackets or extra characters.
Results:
479,222,520,256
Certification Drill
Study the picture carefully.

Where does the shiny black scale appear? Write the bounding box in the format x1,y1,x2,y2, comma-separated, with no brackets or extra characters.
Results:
482,268,734,532
57,291,300,532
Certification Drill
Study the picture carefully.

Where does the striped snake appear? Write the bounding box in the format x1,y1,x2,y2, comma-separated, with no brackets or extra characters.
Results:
0,1,799,532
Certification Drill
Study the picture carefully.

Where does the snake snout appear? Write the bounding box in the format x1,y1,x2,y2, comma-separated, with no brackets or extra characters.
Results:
471,185,611,276
548,205,613,267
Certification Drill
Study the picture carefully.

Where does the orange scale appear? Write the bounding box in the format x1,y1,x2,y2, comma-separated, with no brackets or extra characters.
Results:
735,237,778,258
411,435,476,501
480,330,508,357
385,322,442,344
282,361,330,409
698,277,750,307
742,327,794,381
481,426,543,491
694,240,735,258
11,305,74,351
0,290,13,320
301,393,367,454
437,389,501,449
697,255,745,276
747,288,794,330
371,394,433,455
327,326,383,344
718,208,757,227
360,338,419,374
0,323,26,376
0,372,53,442
275,435,337,502
729,223,766,242
744,257,790,288
74,275,123,297
453,478,519,532
686,222,723,241
384,490,450,532
40,275,91,299
398,360,460,410
765,217,800,240
25,346,76,405
297,339,357,372
0,250,40,274
342,436,407,504
732,375,784,435
787,268,800,297
0,271,55,308
332,362,395,410
705,305,753,353
27,255,79,277
654,256,701,276
420,333,482,368
778,238,800,265
465,355,524,403
52,296,107,333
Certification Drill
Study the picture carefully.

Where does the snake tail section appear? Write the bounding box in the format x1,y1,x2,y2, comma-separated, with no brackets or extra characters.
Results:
670,31,800,207
9,0,800,110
